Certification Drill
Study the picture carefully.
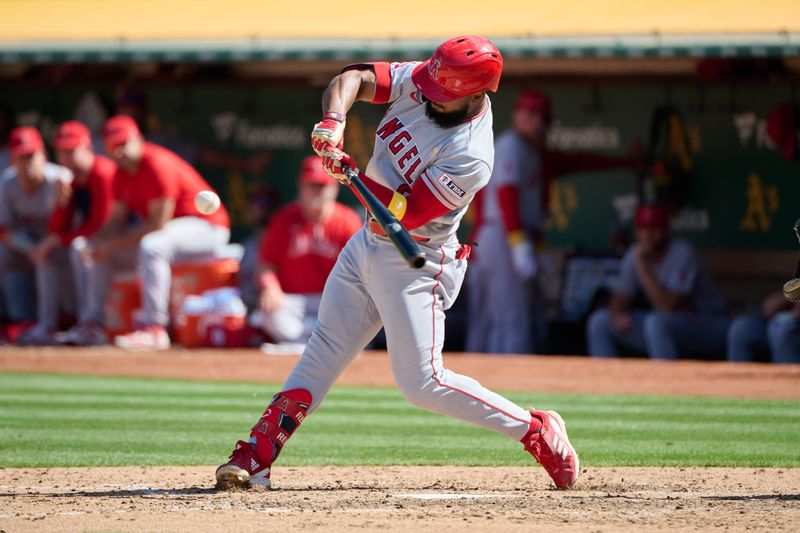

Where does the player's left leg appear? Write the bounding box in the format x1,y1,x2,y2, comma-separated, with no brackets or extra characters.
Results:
217,228,383,489
369,239,579,489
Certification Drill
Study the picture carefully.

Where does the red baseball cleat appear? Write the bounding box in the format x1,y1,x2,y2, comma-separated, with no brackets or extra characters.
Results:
215,440,271,489
523,409,580,489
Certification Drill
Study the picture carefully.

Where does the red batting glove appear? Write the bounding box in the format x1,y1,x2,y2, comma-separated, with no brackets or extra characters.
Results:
311,112,346,156
321,145,358,185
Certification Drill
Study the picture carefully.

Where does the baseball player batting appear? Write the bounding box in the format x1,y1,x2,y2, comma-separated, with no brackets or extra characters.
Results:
216,35,580,490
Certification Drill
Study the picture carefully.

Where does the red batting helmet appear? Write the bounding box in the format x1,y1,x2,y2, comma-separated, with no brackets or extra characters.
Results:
412,35,503,103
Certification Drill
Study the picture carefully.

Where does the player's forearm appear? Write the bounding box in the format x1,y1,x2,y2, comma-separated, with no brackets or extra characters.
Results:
636,264,681,312
348,170,449,231
322,71,374,115
346,172,395,212
322,68,379,113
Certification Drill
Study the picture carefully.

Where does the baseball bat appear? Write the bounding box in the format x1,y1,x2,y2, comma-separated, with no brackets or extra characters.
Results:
343,166,426,269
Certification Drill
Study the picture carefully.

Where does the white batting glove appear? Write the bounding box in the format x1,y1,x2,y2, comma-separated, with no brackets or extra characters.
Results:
311,112,346,156
510,240,538,281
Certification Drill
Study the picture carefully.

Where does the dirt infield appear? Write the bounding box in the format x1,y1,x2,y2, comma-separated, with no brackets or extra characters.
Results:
2,466,799,532
1,346,799,398
1,348,799,531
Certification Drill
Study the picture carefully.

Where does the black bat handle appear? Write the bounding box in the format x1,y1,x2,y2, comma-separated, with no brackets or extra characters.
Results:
344,167,426,269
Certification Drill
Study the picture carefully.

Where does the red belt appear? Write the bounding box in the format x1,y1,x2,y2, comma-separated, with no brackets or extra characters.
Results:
368,219,430,242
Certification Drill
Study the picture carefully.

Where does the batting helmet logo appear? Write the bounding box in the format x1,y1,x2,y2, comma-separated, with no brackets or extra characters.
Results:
412,35,503,103
429,58,442,81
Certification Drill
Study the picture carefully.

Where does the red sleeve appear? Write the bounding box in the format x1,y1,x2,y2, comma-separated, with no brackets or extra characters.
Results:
48,197,73,238
144,156,179,200
496,184,523,235
347,170,450,231
346,172,394,209
259,209,290,267
58,163,115,245
341,62,391,104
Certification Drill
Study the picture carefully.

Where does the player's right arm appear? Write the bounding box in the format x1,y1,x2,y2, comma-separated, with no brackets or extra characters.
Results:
321,68,378,115
312,64,388,156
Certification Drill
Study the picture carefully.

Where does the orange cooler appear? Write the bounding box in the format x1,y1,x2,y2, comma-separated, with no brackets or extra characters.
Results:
169,257,239,317
105,272,141,337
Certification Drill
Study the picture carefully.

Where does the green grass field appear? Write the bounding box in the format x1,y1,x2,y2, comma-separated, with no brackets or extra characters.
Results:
1,372,798,469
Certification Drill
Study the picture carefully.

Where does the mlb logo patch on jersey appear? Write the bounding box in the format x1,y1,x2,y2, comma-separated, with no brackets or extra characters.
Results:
437,174,466,199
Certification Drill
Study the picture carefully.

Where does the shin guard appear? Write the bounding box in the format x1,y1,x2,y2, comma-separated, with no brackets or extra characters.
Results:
250,389,312,465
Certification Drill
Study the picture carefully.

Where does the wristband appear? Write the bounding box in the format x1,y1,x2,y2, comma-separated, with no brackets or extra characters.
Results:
323,112,346,123
507,230,527,247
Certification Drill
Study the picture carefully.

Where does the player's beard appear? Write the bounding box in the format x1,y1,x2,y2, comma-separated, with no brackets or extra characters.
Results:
425,101,470,128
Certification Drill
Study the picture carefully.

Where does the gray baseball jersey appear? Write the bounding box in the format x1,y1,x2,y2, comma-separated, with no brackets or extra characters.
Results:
616,238,725,315
282,61,533,441
0,162,72,241
365,61,494,243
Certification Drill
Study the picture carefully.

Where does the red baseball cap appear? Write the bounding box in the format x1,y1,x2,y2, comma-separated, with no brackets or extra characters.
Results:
102,115,141,148
635,203,669,229
515,90,552,118
298,155,335,185
54,120,91,150
8,126,44,156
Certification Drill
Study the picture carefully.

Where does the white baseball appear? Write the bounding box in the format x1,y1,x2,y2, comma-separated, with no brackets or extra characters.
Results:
195,190,221,215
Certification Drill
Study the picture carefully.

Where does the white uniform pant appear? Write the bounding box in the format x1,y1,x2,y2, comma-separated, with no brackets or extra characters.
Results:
74,217,230,326
283,227,532,441
256,293,322,344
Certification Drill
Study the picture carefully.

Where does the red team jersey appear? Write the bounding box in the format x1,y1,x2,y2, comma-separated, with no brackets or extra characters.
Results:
259,202,362,294
48,155,117,245
112,142,230,228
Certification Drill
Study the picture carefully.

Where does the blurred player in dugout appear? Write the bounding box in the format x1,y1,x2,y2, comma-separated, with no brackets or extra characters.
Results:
59,115,230,350
727,290,800,363
467,90,639,354
586,203,727,359
0,126,74,344
250,155,361,348
29,121,117,345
